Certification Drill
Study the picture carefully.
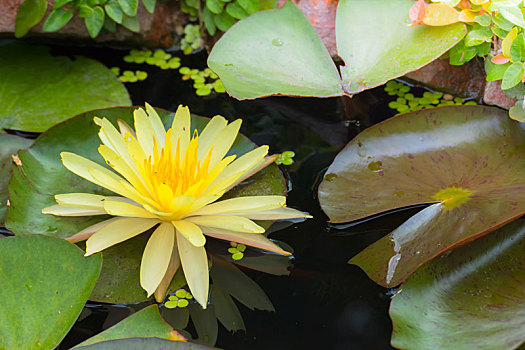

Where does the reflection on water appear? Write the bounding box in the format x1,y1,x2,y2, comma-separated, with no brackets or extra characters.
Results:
41,47,428,349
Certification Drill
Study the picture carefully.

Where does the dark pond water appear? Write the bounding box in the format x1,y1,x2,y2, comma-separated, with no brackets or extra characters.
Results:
9,43,444,349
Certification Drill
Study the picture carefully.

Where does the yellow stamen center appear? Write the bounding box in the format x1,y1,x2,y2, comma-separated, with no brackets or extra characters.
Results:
142,129,213,212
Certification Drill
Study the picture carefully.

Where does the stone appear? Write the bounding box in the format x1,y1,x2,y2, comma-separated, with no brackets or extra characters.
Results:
483,81,517,110
0,0,186,48
278,0,337,56
404,58,486,100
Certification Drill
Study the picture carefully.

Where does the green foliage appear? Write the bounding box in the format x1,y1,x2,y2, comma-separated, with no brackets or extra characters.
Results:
319,105,525,287
0,42,130,132
179,67,225,96
165,289,194,308
74,305,181,347
227,243,246,260
14,0,157,38
275,151,295,166
124,49,181,69
181,24,204,55
0,135,33,222
0,235,102,349
384,80,477,115
110,66,148,82
208,0,466,100
181,0,275,36
391,219,525,350
14,0,47,38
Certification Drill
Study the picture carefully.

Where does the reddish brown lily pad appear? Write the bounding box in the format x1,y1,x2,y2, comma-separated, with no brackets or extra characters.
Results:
390,218,525,350
318,105,525,287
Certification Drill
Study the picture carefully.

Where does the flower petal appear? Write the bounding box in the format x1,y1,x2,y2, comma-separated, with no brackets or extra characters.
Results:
134,106,165,158
234,207,312,220
117,119,136,138
140,222,175,297
203,227,291,256
65,217,121,243
86,217,159,255
61,152,117,189
145,102,167,144
197,115,228,160
190,196,286,216
88,167,157,208
170,105,191,164
98,145,150,196
210,119,242,168
223,154,278,193
186,215,264,233
205,146,269,194
154,237,181,302
55,193,107,210
42,205,106,216
172,220,206,247
103,199,160,218
177,230,209,308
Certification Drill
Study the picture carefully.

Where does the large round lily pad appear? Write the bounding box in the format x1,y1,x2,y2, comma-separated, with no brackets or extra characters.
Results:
390,219,525,350
336,0,466,93
0,133,33,223
207,0,466,99
0,42,131,132
318,105,525,287
208,1,342,100
5,106,286,303
0,234,102,349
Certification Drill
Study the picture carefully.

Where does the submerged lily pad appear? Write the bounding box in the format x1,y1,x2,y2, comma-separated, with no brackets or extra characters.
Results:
76,338,212,349
75,305,184,348
6,106,287,302
318,106,525,287
208,0,465,99
0,235,101,349
207,1,342,100
336,0,466,93
0,42,131,132
390,219,525,350
0,133,33,222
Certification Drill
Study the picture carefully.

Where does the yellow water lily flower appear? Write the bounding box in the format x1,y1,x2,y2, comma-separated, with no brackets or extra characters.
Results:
42,104,310,308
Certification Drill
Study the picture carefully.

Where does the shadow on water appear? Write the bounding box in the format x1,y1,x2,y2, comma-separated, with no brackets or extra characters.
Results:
23,45,426,349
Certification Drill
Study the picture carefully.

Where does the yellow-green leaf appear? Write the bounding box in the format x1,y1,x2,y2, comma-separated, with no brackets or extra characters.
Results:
502,26,518,58
422,4,459,26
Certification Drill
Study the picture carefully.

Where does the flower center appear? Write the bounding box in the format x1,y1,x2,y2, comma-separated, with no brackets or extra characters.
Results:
142,129,213,212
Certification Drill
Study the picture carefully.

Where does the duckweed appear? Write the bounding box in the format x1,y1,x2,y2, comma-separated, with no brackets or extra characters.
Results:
384,80,477,114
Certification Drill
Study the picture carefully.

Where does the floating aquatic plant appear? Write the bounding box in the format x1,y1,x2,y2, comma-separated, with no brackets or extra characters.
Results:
384,80,477,114
275,151,295,166
179,67,225,96
42,104,309,307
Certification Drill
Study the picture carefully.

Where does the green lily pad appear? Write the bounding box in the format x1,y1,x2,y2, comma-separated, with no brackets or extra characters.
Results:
0,42,131,132
390,219,525,350
75,305,184,348
76,338,213,349
6,106,287,303
0,133,33,223
0,235,102,349
207,1,466,99
318,105,525,287
207,1,343,100
336,0,466,93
